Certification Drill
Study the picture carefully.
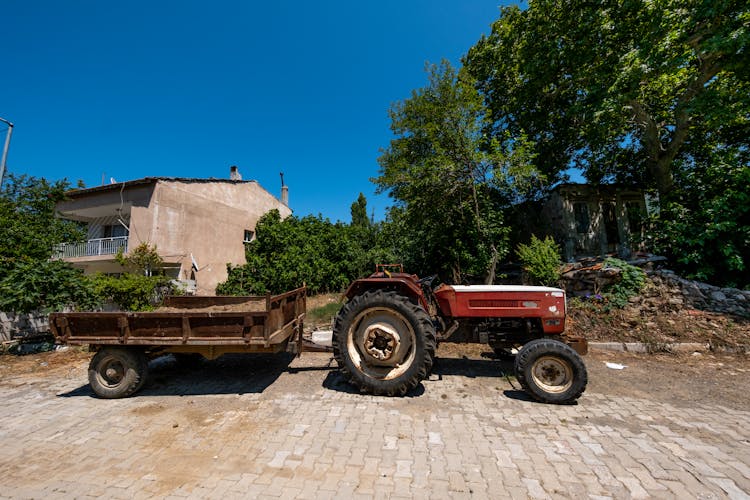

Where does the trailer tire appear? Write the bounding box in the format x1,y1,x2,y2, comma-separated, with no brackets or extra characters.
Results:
514,339,587,404
333,290,436,396
88,348,148,399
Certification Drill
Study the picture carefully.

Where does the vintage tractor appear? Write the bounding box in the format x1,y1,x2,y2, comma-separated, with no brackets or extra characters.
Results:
332,265,588,404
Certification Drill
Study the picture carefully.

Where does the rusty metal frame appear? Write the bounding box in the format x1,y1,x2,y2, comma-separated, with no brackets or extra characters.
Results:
50,287,307,354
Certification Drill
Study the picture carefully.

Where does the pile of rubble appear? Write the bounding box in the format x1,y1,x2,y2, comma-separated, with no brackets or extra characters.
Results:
561,261,623,297
563,257,749,349
561,257,750,318
646,270,750,317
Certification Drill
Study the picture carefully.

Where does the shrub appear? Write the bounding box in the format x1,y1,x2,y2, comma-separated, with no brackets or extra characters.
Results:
601,257,646,309
516,235,562,286
91,273,174,311
0,260,99,313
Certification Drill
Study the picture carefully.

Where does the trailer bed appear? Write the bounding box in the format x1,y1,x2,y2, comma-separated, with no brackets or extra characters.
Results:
50,287,306,354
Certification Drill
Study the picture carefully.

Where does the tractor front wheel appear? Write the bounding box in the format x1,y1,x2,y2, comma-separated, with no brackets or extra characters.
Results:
514,338,587,404
333,290,436,396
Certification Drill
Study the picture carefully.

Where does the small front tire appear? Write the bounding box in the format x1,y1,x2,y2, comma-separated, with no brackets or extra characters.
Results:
88,348,148,399
514,339,587,404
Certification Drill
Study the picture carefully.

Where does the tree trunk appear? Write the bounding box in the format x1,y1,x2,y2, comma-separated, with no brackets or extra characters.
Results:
484,244,498,285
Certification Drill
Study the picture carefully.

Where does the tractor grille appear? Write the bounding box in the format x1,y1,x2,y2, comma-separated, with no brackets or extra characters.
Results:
468,300,520,308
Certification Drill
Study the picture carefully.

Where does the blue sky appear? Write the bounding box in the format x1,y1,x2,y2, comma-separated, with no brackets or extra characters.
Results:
2,1,513,222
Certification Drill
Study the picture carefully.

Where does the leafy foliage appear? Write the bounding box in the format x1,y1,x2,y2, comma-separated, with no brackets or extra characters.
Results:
0,174,98,313
602,258,647,309
0,174,84,272
0,260,99,313
218,201,395,295
350,192,371,228
646,155,750,287
374,61,543,284
0,173,175,313
516,236,561,287
116,242,163,276
90,273,174,311
465,0,749,198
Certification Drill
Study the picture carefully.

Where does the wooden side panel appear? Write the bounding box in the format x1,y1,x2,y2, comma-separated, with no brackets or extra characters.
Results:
51,286,308,347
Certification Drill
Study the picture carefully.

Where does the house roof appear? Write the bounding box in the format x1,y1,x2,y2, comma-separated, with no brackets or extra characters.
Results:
64,177,256,198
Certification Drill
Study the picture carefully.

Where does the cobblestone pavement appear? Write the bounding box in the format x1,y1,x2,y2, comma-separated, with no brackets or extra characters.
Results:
0,351,749,499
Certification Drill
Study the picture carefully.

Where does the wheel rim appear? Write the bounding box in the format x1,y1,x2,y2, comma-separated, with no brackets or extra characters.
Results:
530,355,573,394
96,355,126,388
346,307,416,381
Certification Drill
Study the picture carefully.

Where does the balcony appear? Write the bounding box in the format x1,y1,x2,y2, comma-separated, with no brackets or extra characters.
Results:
55,237,128,259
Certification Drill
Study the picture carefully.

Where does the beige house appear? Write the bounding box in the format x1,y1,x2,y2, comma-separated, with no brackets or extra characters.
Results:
54,168,291,295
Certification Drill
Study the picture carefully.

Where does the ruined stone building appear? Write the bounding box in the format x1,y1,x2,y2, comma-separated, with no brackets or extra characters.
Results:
53,167,291,294
513,184,650,262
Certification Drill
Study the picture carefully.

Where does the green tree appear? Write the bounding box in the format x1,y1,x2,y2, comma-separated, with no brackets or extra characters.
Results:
0,260,98,313
0,174,84,272
647,153,750,287
116,242,163,276
350,192,371,228
375,61,534,284
218,206,394,295
465,0,749,198
0,174,99,312
90,273,172,311
516,235,562,287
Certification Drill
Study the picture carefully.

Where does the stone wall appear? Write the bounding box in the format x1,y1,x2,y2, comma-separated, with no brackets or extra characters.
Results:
0,311,50,342
651,270,750,317
561,261,750,317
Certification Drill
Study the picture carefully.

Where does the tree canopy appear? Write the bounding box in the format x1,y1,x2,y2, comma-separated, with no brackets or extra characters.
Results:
218,198,396,295
374,61,518,284
465,0,749,198
0,174,84,271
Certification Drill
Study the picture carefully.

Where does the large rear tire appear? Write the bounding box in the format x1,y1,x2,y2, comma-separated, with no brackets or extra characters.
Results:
333,290,436,396
514,338,587,404
88,348,148,399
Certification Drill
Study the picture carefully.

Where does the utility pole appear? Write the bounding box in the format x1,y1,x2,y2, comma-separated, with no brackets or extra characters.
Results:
0,117,13,189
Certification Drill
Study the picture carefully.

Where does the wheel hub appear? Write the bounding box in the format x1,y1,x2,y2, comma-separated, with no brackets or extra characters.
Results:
363,323,400,361
531,356,572,392
103,361,124,384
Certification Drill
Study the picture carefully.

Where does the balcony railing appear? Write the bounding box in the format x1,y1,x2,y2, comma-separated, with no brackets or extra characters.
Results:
54,237,128,259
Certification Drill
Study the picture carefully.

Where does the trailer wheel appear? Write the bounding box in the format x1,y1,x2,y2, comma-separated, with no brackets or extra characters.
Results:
333,290,436,396
514,339,587,404
88,348,148,399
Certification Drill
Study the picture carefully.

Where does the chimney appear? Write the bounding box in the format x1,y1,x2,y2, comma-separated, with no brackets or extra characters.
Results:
230,165,242,180
280,172,289,206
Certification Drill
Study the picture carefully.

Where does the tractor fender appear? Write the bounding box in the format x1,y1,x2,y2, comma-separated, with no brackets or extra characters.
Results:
342,278,429,310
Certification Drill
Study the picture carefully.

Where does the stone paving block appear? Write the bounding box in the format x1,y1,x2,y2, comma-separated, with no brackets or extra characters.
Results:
1,352,749,499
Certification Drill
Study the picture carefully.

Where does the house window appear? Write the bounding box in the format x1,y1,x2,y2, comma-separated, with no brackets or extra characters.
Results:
243,230,255,245
573,203,590,234
103,224,127,238
626,202,643,234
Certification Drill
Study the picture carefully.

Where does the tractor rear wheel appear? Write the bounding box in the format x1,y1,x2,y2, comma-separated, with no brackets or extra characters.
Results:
514,338,587,404
333,290,436,396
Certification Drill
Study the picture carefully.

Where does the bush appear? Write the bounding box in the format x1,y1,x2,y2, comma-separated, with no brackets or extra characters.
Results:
601,257,646,309
516,235,561,286
646,157,750,288
90,273,174,311
218,209,395,295
0,260,99,313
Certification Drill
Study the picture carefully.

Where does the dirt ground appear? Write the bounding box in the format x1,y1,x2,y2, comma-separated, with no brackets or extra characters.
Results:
568,305,750,349
2,343,747,411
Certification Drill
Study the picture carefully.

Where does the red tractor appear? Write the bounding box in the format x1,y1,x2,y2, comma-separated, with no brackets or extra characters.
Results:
332,265,588,404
